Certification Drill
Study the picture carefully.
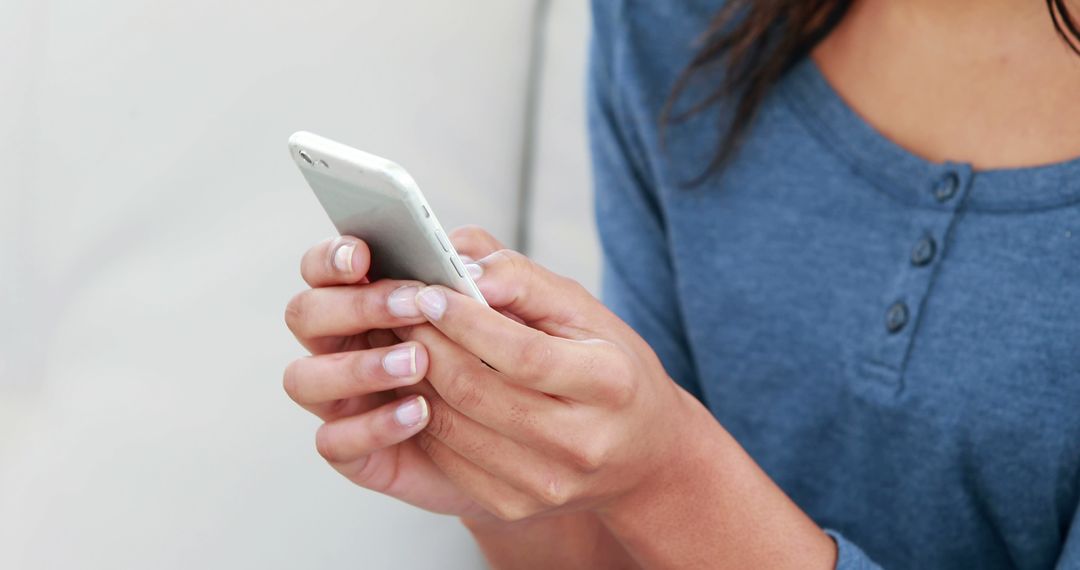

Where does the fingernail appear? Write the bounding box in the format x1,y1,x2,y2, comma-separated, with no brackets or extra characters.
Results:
382,346,417,377
458,254,475,264
465,263,483,281
388,286,421,317
415,287,446,320
332,241,355,273
394,396,428,427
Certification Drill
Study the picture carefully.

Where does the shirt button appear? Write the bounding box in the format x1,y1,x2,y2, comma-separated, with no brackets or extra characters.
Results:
933,172,960,202
885,302,909,334
910,236,937,267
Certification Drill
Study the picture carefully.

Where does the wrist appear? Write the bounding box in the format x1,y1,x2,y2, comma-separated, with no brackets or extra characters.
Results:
459,514,508,535
599,391,732,525
462,511,640,569
596,393,836,569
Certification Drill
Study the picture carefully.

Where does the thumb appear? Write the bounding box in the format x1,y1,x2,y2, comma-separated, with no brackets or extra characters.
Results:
469,249,617,338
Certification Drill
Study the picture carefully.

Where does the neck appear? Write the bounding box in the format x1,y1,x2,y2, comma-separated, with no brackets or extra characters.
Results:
812,0,1080,169
859,0,1076,62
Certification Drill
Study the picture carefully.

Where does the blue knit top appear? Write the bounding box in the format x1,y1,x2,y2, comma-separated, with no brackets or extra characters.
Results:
588,2,1080,567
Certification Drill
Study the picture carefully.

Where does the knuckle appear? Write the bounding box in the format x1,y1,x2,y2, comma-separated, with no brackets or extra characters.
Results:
567,439,610,474
506,403,537,431
342,454,378,487
414,431,439,457
559,275,590,299
445,369,485,411
282,360,302,402
491,499,533,523
598,353,637,407
314,424,342,463
284,291,309,333
516,333,554,378
534,475,573,508
348,352,375,389
425,406,457,441
325,398,352,418
350,288,374,325
492,248,530,272
603,374,636,408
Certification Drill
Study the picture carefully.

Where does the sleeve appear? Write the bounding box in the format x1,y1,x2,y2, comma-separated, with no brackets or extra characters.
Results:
825,530,884,570
1056,502,1080,569
587,0,703,401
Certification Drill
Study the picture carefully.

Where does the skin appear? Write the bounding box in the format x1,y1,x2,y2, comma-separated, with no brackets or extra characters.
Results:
284,1,1080,567
814,0,1080,169
285,227,833,568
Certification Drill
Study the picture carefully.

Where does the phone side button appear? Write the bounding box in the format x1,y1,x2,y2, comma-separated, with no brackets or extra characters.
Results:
450,256,467,278
434,229,451,253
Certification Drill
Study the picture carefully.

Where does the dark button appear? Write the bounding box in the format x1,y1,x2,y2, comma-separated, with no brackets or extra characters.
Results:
911,236,937,267
933,172,960,202
885,302,909,334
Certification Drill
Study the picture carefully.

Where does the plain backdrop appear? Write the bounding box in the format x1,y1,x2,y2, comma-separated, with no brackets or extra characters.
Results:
0,1,596,568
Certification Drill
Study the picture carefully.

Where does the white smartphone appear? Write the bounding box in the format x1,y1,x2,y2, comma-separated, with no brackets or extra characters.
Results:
289,131,486,304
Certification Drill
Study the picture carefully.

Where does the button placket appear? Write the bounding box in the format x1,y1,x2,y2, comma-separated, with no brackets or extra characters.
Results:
885,301,909,333
910,236,937,267
855,166,974,394
933,172,960,203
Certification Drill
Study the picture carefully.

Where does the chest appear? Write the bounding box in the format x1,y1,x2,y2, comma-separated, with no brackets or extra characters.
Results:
658,127,1080,564
663,130,1080,430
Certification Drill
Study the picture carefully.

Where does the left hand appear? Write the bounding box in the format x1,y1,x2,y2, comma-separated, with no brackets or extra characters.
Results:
393,229,717,522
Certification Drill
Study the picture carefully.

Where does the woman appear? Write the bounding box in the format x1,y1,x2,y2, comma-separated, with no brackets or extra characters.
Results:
283,0,1080,567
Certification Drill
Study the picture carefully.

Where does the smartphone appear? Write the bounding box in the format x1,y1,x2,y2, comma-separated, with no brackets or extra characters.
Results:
289,131,486,304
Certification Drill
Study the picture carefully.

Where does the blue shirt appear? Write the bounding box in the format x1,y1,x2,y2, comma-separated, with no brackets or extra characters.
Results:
588,2,1080,568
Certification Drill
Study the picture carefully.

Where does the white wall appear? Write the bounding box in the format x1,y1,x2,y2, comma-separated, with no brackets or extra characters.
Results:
0,1,596,568
528,0,599,293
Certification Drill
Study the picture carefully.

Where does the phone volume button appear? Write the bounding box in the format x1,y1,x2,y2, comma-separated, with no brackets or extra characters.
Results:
450,256,466,278
434,229,451,253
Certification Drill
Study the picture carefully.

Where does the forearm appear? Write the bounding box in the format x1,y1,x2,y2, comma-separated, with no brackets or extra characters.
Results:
463,512,639,570
598,399,837,569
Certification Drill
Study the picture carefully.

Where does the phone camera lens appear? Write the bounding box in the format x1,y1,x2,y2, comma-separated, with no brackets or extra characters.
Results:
299,150,314,165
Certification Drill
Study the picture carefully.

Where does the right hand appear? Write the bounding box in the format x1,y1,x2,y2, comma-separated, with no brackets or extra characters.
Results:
282,228,504,519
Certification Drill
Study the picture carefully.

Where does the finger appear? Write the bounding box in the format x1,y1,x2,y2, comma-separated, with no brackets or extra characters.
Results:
415,430,546,522
406,383,580,510
410,285,623,401
326,442,489,518
285,279,429,348
470,249,618,336
448,225,505,260
301,236,372,287
315,395,431,464
295,325,402,360
397,324,572,445
305,392,390,423
284,342,429,407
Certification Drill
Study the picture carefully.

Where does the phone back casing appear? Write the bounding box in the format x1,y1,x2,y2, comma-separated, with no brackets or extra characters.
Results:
289,132,486,304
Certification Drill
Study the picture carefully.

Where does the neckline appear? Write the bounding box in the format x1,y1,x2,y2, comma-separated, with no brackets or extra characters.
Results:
778,56,1080,213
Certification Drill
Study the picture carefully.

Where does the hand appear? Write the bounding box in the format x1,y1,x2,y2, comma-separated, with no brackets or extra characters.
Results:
284,229,833,569
283,233,506,519
392,230,716,521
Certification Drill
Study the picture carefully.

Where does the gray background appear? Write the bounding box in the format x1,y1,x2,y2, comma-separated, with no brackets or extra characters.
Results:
0,1,597,568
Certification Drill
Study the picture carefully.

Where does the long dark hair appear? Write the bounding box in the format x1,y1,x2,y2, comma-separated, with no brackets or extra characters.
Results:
663,0,1080,183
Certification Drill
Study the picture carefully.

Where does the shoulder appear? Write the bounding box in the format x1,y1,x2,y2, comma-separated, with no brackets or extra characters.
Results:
590,0,722,39
589,0,725,132
589,0,723,68
588,1,727,191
